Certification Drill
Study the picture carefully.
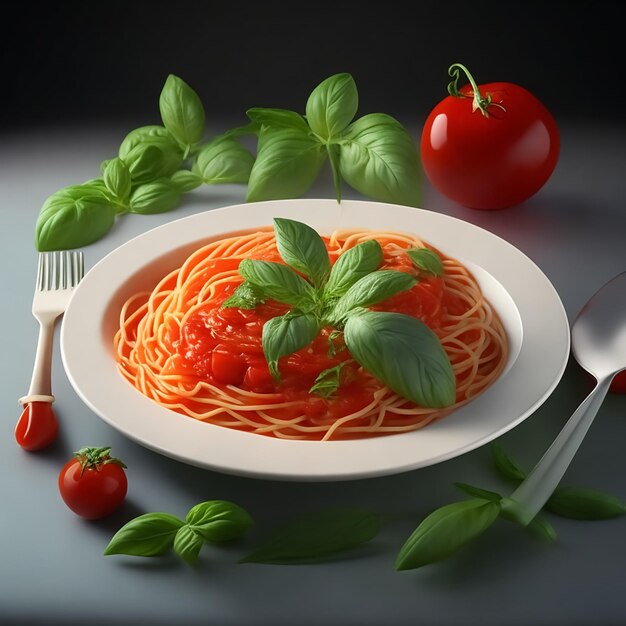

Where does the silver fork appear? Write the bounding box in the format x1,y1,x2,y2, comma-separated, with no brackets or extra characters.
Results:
16,251,84,450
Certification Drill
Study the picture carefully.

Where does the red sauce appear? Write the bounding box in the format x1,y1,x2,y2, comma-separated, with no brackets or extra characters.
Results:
173,244,449,423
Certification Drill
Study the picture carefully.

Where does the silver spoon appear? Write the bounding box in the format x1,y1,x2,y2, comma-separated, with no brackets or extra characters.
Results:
510,272,626,524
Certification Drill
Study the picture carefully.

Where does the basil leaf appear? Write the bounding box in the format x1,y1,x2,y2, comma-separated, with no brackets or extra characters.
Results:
262,312,320,380
309,363,346,398
173,525,204,565
330,270,416,324
324,239,383,298
159,74,205,152
545,487,626,520
246,126,325,202
407,248,444,277
525,515,557,543
104,512,184,557
491,444,526,483
192,137,254,184
129,179,181,214
305,73,358,140
340,113,421,206
395,499,500,570
221,281,266,310
170,169,203,192
344,310,456,407
273,217,330,287
498,498,557,542
240,509,381,565
454,482,503,502
35,184,116,251
246,107,309,132
185,500,253,543
124,144,170,184
119,125,183,176
239,259,316,307
103,157,131,201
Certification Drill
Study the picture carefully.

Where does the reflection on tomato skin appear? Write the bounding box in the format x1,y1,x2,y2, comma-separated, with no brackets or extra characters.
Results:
421,82,560,210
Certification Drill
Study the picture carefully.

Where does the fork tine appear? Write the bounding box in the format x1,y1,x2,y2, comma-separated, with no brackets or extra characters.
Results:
36,250,85,291
69,250,84,287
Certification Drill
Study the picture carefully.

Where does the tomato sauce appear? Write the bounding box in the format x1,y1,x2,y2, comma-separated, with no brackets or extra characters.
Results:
173,243,452,424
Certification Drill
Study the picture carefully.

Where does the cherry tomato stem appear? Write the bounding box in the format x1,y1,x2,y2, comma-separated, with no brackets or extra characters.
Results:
15,401,58,451
447,62,492,117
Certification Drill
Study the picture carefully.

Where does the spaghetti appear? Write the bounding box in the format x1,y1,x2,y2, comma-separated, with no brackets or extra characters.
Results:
114,227,507,441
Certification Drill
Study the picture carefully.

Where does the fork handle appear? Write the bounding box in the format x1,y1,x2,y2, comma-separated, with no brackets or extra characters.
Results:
24,318,55,401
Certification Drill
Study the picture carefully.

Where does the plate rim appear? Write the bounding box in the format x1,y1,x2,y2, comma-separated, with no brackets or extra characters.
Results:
60,199,571,481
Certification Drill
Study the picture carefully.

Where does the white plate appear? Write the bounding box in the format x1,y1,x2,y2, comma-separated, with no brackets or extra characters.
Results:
61,199,570,481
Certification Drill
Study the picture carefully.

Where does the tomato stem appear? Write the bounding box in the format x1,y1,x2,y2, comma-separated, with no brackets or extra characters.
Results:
447,63,492,118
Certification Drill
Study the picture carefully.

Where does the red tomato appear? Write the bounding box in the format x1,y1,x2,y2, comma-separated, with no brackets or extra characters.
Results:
610,371,626,393
58,446,127,519
15,402,58,451
421,63,559,210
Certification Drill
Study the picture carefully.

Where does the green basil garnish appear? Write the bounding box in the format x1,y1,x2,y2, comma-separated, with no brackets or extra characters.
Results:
344,310,456,408
305,73,359,141
324,239,383,298
309,363,346,398
35,184,117,251
105,501,253,565
104,512,184,558
545,487,626,520
129,179,181,215
192,136,254,185
262,312,320,380
221,281,266,310
407,248,444,277
246,126,326,202
329,270,416,324
395,499,501,571
240,509,381,565
185,500,254,543
274,217,331,288
159,74,206,155
239,259,316,307
339,113,421,207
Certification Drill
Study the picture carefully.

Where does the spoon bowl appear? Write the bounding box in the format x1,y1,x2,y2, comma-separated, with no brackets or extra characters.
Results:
511,272,626,524
572,272,626,379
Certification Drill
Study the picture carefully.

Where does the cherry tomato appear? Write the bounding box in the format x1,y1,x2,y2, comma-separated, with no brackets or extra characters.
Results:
609,371,626,393
58,446,127,519
15,401,58,451
421,63,559,210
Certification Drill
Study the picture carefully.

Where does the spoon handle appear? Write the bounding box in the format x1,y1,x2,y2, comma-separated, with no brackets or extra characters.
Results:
509,376,613,525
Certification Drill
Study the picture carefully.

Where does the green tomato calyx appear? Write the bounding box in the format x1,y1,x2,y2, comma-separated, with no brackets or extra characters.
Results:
447,63,504,118
74,446,127,475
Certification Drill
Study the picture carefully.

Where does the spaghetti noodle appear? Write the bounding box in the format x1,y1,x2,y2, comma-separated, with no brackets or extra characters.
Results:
114,227,507,441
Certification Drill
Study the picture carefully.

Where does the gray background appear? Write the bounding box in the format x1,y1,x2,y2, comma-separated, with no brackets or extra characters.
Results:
2,1,626,624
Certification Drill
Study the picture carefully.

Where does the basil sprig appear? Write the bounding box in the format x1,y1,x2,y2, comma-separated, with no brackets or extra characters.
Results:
104,500,253,565
222,217,455,408
246,73,421,206
491,444,626,520
395,444,626,571
36,74,253,251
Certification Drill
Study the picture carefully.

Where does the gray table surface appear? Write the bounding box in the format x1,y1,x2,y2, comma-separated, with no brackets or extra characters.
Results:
1,121,625,626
